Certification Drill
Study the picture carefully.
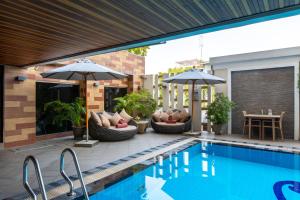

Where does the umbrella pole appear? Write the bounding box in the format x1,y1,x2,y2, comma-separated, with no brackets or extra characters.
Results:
75,75,98,147
85,76,89,142
191,80,195,133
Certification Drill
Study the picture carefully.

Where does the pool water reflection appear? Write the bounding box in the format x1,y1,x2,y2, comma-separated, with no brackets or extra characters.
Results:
90,142,300,200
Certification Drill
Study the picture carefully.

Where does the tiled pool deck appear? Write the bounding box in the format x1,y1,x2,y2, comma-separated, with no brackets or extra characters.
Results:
1,131,300,199
0,131,183,199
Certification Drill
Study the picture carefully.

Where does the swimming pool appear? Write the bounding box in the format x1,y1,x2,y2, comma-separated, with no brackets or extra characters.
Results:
89,141,300,200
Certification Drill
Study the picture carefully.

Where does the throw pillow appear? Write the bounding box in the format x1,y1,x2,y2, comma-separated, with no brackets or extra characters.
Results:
160,112,169,122
100,114,110,128
179,109,189,122
110,112,123,126
102,111,112,120
166,108,173,115
116,123,128,128
171,111,181,122
152,111,161,122
91,111,102,126
118,118,126,124
119,109,133,123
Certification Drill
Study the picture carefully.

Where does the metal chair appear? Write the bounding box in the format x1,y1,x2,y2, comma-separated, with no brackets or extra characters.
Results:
262,112,285,140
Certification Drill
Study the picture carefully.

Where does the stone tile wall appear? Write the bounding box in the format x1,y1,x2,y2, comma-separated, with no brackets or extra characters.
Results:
3,51,144,148
231,67,294,139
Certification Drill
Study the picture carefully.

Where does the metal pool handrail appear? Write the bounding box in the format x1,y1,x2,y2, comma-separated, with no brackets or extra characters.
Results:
60,148,89,200
23,155,48,200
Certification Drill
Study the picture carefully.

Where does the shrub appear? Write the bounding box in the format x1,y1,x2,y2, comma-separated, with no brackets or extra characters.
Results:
207,93,235,125
114,89,157,119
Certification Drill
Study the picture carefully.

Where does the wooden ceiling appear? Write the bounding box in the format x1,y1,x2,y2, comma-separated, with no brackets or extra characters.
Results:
1,0,300,67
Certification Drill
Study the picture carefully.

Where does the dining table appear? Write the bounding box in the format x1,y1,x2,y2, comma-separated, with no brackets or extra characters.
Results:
244,114,281,140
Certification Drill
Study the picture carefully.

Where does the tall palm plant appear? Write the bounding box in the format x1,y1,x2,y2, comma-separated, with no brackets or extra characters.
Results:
44,97,85,128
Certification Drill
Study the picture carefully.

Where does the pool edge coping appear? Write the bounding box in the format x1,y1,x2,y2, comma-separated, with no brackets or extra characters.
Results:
10,136,300,200
17,136,195,200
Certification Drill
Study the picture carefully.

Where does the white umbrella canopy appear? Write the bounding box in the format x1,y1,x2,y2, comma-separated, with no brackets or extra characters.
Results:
163,68,225,85
41,58,126,80
163,68,226,133
41,58,127,145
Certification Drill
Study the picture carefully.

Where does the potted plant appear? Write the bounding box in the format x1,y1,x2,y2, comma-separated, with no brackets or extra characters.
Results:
114,89,157,119
44,97,86,140
207,93,235,135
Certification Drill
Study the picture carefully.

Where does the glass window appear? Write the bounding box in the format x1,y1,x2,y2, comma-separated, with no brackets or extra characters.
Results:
36,82,80,136
104,87,127,112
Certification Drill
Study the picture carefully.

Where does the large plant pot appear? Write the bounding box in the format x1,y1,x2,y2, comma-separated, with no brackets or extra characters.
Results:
73,126,85,140
212,124,225,135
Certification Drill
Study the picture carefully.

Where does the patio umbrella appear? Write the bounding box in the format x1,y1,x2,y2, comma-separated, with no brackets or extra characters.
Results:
163,68,225,133
41,58,127,146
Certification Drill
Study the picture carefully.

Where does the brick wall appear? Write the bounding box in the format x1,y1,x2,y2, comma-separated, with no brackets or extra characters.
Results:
231,67,294,139
3,51,145,148
80,51,144,112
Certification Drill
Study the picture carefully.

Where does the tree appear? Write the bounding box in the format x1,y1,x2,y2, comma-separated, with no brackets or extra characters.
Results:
128,46,150,56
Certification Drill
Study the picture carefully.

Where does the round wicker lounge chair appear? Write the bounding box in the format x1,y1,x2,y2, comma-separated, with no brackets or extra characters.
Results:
89,112,137,141
151,116,192,134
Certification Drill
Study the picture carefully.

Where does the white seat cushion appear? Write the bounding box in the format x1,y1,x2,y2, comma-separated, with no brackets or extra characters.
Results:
108,125,137,131
155,122,184,126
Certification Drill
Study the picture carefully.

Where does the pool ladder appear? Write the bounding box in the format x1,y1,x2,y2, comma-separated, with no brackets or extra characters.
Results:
23,155,47,200
60,148,89,200
23,148,89,200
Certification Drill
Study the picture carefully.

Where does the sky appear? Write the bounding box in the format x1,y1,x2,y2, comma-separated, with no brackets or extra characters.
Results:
145,14,300,74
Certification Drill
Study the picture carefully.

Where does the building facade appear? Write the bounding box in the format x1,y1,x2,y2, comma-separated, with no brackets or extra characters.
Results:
1,51,145,148
211,46,300,140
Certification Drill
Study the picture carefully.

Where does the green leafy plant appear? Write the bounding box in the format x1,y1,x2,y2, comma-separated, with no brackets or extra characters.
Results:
207,93,235,125
44,97,86,127
114,89,157,119
128,46,150,56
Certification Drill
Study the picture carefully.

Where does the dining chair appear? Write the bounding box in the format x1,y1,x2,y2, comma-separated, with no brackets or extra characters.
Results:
242,111,262,139
262,112,285,140
242,111,248,135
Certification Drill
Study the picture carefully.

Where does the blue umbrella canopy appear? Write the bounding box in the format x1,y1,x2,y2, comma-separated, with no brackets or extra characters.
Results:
41,58,126,80
163,69,225,85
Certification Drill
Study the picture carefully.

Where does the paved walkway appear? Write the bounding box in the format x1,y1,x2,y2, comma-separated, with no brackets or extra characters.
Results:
0,131,182,199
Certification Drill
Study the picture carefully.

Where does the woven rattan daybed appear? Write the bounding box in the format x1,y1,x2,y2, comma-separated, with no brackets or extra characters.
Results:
151,116,192,134
89,112,137,141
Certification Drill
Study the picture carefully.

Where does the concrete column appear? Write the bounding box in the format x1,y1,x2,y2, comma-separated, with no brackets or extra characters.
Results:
177,84,183,110
207,85,212,132
170,83,175,109
188,84,192,114
143,75,153,96
162,74,169,111
192,85,202,131
154,75,158,103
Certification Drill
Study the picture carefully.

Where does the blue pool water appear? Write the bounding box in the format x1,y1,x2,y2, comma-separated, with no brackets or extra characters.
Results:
90,142,300,200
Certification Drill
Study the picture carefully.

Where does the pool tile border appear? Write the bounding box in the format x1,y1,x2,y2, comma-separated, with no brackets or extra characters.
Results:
8,135,300,200
52,137,300,199
197,137,300,154
8,136,192,200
